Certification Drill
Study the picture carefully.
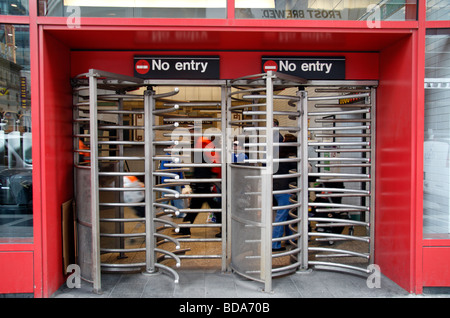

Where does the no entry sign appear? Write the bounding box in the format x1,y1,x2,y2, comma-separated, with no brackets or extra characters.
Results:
134,56,220,79
262,56,345,80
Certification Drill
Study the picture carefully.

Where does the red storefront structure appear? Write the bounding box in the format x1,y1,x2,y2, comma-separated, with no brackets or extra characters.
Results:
0,0,449,297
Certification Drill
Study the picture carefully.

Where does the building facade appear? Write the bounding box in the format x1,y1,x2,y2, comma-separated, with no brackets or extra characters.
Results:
0,0,449,297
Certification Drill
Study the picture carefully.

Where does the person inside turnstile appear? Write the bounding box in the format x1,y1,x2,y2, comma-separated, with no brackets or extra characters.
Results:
177,135,222,237
160,143,186,218
272,134,297,252
231,139,248,163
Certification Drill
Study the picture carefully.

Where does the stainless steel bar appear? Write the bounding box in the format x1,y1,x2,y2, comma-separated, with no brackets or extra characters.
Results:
163,117,221,122
98,156,145,161
154,263,179,284
309,247,369,259
299,90,309,271
152,123,180,130
309,202,370,211
315,148,371,153
307,93,370,101
153,104,179,115
100,202,145,207
88,69,145,85
164,178,221,183
316,193,369,198
229,103,266,110
310,217,369,227
163,102,221,107
99,125,144,130
309,141,370,147
101,263,146,268
219,84,227,271
100,217,144,222
308,261,371,274
89,73,102,294
100,232,146,238
308,187,370,194
154,248,181,267
309,172,370,178
314,178,371,183
308,125,370,131
145,89,156,275
314,103,371,108
308,108,370,116
98,172,145,176
310,232,370,243
101,247,146,253
369,87,376,263
262,71,274,293
314,133,371,138
314,208,367,213
315,118,372,123
315,163,371,168
314,88,371,93
99,187,146,192
177,254,222,259
308,157,371,162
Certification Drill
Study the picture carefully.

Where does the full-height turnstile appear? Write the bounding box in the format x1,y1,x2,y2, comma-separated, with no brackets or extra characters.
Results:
73,70,228,293
306,82,376,276
226,73,377,291
72,69,376,294
226,72,308,293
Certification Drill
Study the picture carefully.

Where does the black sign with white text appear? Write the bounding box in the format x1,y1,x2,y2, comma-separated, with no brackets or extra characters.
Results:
262,56,345,80
134,56,220,79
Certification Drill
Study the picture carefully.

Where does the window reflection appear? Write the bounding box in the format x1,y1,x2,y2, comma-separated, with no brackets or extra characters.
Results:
235,0,417,21
426,0,450,21
424,29,450,238
0,0,29,16
0,24,32,242
39,0,226,18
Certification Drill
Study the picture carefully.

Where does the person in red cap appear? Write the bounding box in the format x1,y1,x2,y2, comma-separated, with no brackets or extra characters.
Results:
178,135,221,236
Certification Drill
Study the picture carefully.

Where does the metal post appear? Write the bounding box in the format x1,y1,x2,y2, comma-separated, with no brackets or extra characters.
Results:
88,72,101,294
299,90,309,271
117,97,125,258
369,87,376,263
144,89,157,274
262,71,274,293
221,84,227,272
226,83,232,271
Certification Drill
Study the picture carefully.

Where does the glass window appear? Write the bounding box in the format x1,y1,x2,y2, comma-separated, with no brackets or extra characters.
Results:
0,1,29,15
427,0,450,21
424,29,450,238
235,0,417,21
0,24,32,243
39,0,227,18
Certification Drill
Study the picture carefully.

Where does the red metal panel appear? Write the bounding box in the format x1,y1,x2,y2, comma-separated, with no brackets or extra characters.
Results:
43,26,413,53
422,247,450,286
375,34,415,293
0,252,34,294
38,29,74,298
71,51,378,80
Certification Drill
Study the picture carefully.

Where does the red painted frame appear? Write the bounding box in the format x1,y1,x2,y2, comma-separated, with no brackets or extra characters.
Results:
2,0,450,297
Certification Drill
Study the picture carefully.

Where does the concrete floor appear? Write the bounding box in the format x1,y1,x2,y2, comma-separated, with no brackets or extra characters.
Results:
52,266,448,299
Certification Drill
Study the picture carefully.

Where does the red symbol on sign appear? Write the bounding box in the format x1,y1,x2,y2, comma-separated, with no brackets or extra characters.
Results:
135,59,150,74
263,60,278,72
